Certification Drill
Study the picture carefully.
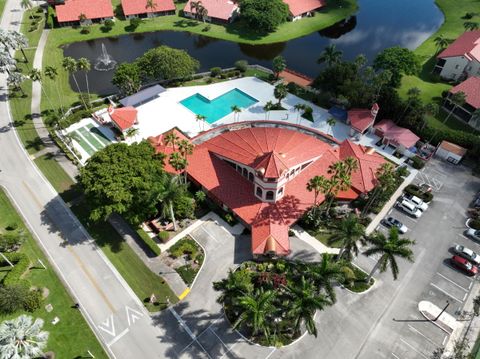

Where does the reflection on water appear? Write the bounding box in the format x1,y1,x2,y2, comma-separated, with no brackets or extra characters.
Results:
64,0,443,94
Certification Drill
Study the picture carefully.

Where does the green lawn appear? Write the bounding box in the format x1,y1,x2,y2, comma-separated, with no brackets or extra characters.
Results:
9,7,46,154
41,0,357,112
0,0,6,20
398,0,477,132
0,188,108,358
33,154,177,310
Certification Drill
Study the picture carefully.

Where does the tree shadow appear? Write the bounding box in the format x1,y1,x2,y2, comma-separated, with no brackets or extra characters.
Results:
172,19,201,29
25,137,44,151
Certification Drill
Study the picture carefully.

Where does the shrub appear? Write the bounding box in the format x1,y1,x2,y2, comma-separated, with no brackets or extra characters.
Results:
23,289,42,312
174,195,195,219
169,238,198,259
210,67,222,78
80,27,90,34
0,284,29,314
469,219,480,230
202,25,211,32
404,184,434,203
0,232,25,252
409,156,425,169
234,60,248,73
396,166,410,178
104,19,115,28
159,231,170,243
130,17,142,30
195,191,206,203
220,73,228,79
5,223,18,231
176,264,196,286
46,7,55,29
136,228,161,256
2,253,30,287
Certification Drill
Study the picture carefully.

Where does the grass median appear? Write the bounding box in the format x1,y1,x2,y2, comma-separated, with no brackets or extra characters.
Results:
0,188,108,358
34,154,177,311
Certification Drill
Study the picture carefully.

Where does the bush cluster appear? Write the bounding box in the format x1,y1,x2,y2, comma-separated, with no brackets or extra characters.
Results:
404,184,434,203
1,253,30,287
409,156,425,169
137,229,161,257
169,238,199,259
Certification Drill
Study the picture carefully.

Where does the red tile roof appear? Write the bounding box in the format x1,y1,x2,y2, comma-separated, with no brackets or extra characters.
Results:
183,0,237,21
438,140,467,157
121,0,175,16
280,69,313,87
348,109,375,133
374,119,420,149
283,0,326,17
108,106,138,132
148,128,191,174
55,0,114,23
449,77,480,109
187,126,386,256
438,31,480,62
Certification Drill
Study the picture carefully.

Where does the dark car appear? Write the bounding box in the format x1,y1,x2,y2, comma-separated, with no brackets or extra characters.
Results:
451,255,478,276
382,217,408,233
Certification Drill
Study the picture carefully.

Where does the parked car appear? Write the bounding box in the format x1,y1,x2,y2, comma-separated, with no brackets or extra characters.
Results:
382,217,408,233
466,228,480,241
451,255,478,276
402,194,428,211
419,183,432,193
396,200,423,218
453,245,480,265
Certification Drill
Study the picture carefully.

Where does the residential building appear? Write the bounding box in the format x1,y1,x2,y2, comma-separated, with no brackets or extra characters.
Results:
435,141,467,164
283,0,326,21
121,0,176,19
108,106,138,136
445,76,480,127
181,122,386,257
374,119,420,157
55,0,114,26
434,30,480,81
183,0,239,23
148,128,191,174
346,103,379,138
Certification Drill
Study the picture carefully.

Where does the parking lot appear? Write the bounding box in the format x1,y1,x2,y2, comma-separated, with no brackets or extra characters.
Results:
369,159,480,359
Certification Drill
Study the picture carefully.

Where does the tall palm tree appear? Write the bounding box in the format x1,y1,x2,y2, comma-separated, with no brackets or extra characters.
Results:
169,152,187,175
263,101,273,120
317,44,343,67
293,103,305,124
44,65,65,115
0,315,49,358
433,35,451,53
189,0,200,19
326,117,336,136
306,175,329,207
0,50,16,75
231,105,241,122
287,276,331,337
7,71,26,97
464,21,479,32
62,57,87,108
214,268,254,306
0,30,29,64
363,227,415,283
195,114,207,131
158,176,185,231
125,127,139,140
329,214,366,260
197,4,208,23
178,139,194,183
164,132,179,150
274,83,287,107
307,253,346,303
444,91,466,123
77,57,91,103
362,162,396,215
146,0,157,12
233,288,276,340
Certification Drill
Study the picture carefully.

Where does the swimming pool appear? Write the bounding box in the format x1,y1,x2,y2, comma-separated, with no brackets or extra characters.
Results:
180,88,258,123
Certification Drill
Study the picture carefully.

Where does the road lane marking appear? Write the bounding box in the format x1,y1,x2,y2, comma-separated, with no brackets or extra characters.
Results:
400,338,429,359
407,324,440,347
98,314,116,337
168,306,196,340
430,283,463,302
264,348,276,359
436,272,469,292
107,328,129,347
125,305,143,326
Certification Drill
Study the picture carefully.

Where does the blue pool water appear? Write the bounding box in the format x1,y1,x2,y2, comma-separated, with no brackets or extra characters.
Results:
180,88,258,123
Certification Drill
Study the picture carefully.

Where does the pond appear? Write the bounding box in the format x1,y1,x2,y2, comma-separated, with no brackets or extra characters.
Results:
63,0,443,95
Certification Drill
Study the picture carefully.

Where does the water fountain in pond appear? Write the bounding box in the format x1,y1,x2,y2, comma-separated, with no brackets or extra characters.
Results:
94,43,117,71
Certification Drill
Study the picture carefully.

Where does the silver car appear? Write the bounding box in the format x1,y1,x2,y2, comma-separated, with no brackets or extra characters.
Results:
454,245,480,265
382,217,408,234
466,228,480,241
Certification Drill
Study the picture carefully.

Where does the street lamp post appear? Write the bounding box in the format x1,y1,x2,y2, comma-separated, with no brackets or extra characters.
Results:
433,300,450,322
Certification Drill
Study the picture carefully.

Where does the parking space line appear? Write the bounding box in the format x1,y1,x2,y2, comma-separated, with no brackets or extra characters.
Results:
391,353,400,359
264,349,276,359
400,338,429,359
464,293,468,301
199,226,219,243
219,342,239,359
457,233,470,241
430,283,463,302
436,272,469,292
407,325,439,347
209,327,228,349
388,209,393,215
442,335,448,346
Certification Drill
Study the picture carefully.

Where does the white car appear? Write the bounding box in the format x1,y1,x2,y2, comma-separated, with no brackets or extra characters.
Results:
403,194,428,211
396,200,422,218
454,245,480,265
466,228,480,241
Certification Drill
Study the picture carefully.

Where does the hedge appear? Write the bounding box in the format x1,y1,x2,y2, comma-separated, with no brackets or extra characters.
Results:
404,184,434,203
0,252,30,287
136,228,161,257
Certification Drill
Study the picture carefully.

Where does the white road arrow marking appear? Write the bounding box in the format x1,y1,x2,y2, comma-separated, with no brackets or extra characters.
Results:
126,305,143,326
98,314,116,337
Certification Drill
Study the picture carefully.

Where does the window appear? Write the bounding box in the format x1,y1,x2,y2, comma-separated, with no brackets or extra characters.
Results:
248,172,254,182
242,168,248,177
236,165,242,173
301,161,311,170
256,187,263,197
277,187,284,195
290,170,295,177
266,191,274,200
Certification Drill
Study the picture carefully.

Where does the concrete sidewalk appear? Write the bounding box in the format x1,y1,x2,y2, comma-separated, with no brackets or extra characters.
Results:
291,225,340,255
418,300,458,334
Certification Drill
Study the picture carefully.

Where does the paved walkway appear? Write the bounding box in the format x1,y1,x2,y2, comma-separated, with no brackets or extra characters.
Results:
291,225,340,255
365,169,418,235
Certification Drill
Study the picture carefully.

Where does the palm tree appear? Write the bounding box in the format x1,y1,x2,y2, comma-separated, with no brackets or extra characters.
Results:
0,30,29,64
62,57,88,108
231,105,241,122
398,87,421,122
197,4,208,23
294,103,305,124
79,13,88,24
0,50,15,75
214,268,254,306
433,35,451,53
169,152,187,175
464,21,479,32
146,0,157,12
233,288,276,340
189,0,201,19
307,254,346,303
469,109,480,129
158,176,185,231
317,44,343,67
20,0,33,20
7,71,26,96
273,83,287,107
362,162,396,215
307,175,329,208
287,276,331,337
326,117,336,136
263,101,273,120
329,214,366,260
0,315,49,358
44,65,65,115
195,114,207,131
164,132,179,150
178,139,194,183
125,127,139,140
77,57,91,103
363,227,415,283
444,91,466,123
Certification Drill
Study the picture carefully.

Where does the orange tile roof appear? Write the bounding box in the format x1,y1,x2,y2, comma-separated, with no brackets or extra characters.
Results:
438,141,467,157
348,104,379,133
280,69,313,87
121,0,175,16
283,0,326,17
438,31,480,62
449,77,480,109
183,0,237,21
374,119,420,149
108,106,138,132
148,128,191,174
55,0,114,22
